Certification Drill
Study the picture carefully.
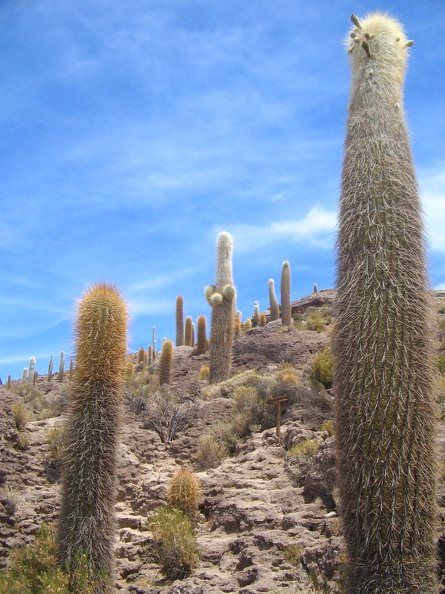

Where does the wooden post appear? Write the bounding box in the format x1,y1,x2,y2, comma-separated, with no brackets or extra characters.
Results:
268,396,288,439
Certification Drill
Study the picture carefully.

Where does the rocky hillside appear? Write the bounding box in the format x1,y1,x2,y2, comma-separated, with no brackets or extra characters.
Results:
1,289,445,593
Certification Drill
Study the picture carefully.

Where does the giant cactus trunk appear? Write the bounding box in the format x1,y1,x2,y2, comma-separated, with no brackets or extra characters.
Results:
206,232,235,384
334,13,437,593
57,283,127,593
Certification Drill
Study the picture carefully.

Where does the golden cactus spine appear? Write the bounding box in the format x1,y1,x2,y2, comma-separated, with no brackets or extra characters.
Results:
56,283,128,592
280,261,291,327
206,231,235,384
175,295,184,347
159,339,173,386
334,13,437,593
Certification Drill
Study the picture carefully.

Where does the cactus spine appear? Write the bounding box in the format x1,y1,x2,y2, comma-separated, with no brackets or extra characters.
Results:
206,232,235,384
268,279,279,321
175,295,184,347
56,283,128,592
334,14,437,593
159,339,173,386
280,261,291,327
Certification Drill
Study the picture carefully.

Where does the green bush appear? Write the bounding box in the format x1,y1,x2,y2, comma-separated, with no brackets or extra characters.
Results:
148,506,199,579
0,523,96,594
311,347,334,389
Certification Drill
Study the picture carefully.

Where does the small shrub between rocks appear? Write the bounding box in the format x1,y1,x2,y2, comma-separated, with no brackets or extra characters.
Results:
196,434,228,469
148,506,199,580
142,387,197,443
10,402,31,430
310,347,334,389
0,522,96,594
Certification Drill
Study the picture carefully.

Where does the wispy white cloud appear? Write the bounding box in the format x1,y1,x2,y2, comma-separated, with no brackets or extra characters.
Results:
420,166,445,253
229,206,336,252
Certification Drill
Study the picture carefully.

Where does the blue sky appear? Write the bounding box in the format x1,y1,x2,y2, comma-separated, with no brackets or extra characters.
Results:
1,1,444,381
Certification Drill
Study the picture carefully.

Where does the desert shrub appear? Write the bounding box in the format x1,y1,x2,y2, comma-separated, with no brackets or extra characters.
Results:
142,387,197,443
209,420,241,453
167,468,201,520
148,506,199,580
196,434,228,469
319,419,335,436
285,438,320,487
124,367,160,414
232,385,275,433
0,522,96,593
282,544,304,567
310,347,334,389
199,366,210,381
435,355,445,376
10,402,31,430
200,369,261,400
45,424,66,460
16,433,29,450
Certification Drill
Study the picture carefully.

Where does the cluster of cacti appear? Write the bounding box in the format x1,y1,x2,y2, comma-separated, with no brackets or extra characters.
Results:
56,283,127,592
334,13,437,593
175,295,184,346
206,232,236,384
159,338,173,386
268,279,279,321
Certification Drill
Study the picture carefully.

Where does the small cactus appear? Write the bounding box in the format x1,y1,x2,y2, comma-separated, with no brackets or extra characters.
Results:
159,339,174,386
167,467,201,521
48,356,53,382
252,301,260,327
280,261,291,327
259,313,267,327
138,347,146,366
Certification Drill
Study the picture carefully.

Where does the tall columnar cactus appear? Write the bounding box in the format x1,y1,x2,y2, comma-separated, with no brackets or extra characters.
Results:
206,231,235,384
47,355,53,382
58,351,65,382
280,261,291,327
56,283,127,592
159,339,173,386
27,357,36,385
152,327,156,360
196,315,207,355
334,14,437,593
252,301,260,327
175,295,184,347
185,315,193,347
268,279,279,321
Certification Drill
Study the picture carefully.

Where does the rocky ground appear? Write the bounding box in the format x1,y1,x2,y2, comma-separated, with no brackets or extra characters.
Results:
1,289,445,593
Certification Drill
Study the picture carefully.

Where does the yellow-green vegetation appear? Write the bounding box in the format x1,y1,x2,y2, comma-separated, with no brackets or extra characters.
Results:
282,544,304,567
287,438,319,460
200,369,261,400
0,523,96,594
311,347,334,389
124,366,160,414
196,434,228,469
148,506,199,580
45,424,66,460
319,419,335,436
10,402,31,430
305,308,332,332
167,468,201,520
